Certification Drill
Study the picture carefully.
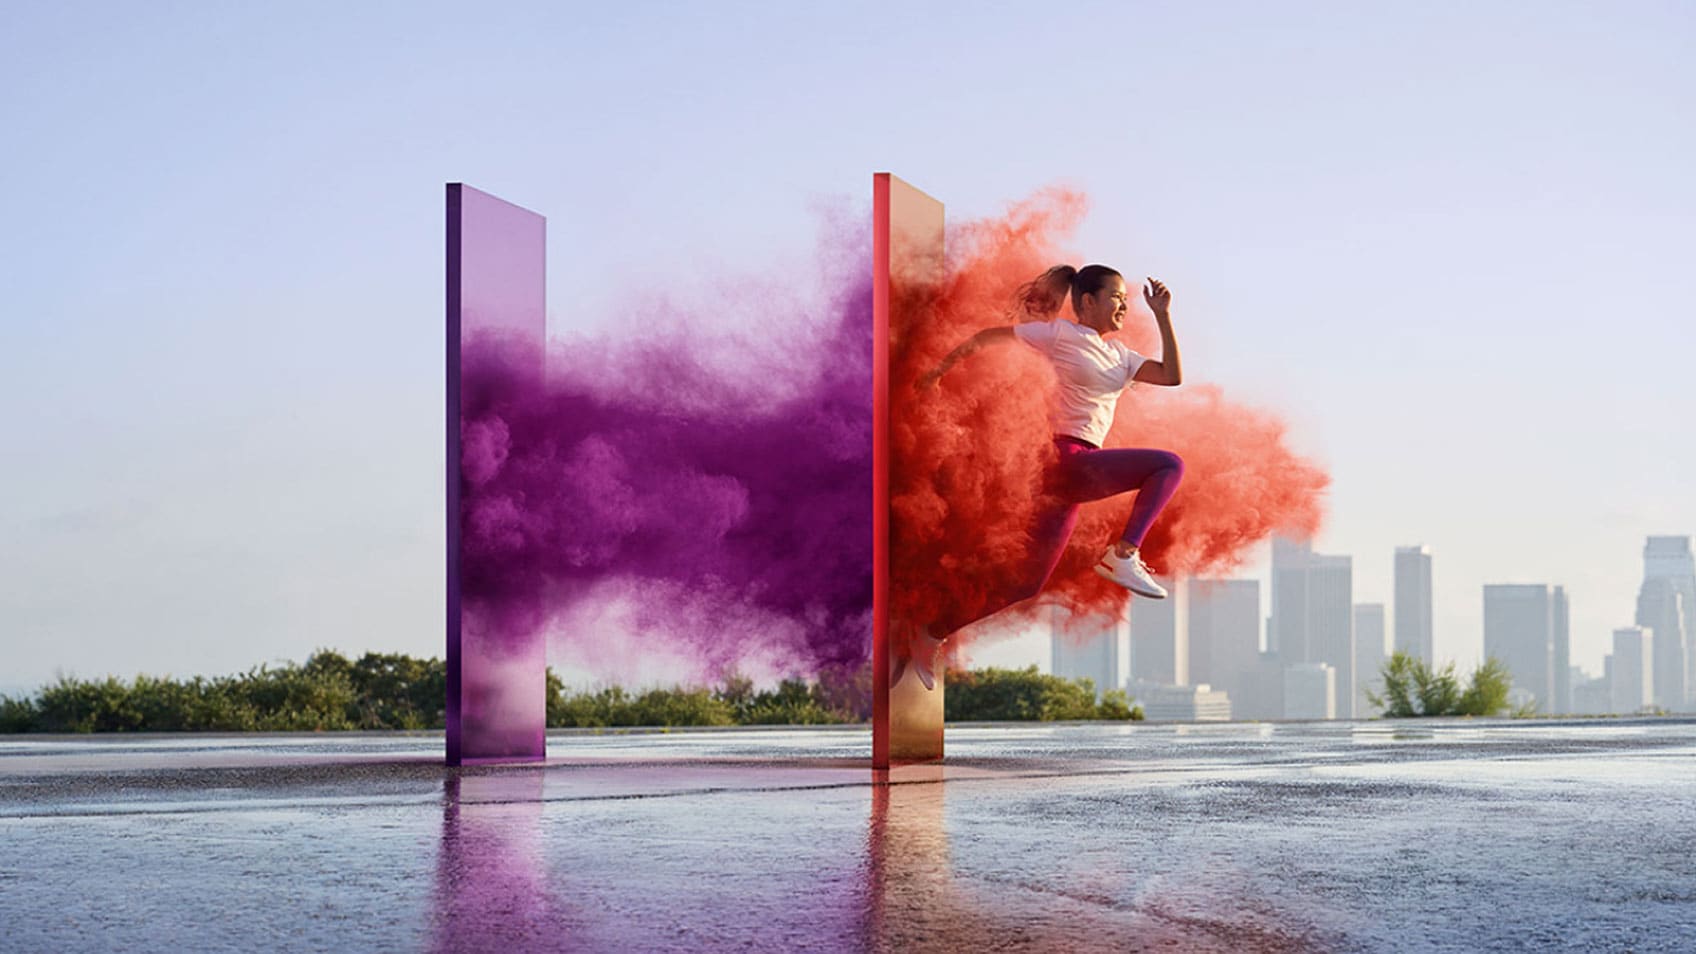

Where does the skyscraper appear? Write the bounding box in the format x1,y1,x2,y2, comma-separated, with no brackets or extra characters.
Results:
1483,584,1556,713
1270,537,1310,660
1050,603,1122,700
1394,545,1434,663
1635,579,1685,711
1636,536,1694,711
1610,627,1653,715
1552,586,1570,714
1129,577,1186,686
1188,579,1260,714
1308,555,1355,718
1354,603,1386,716
1269,537,1353,718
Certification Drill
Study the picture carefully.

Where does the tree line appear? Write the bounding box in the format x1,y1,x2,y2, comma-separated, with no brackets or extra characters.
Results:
0,652,1143,732
0,648,1528,733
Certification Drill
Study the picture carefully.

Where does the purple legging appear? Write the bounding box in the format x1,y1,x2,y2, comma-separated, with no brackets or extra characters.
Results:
936,437,1184,638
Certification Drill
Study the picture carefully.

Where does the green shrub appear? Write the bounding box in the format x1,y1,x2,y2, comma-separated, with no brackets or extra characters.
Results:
1458,657,1512,717
344,652,445,729
34,676,145,732
224,663,358,731
944,666,1143,722
0,694,37,733
1096,689,1143,721
1368,651,1516,718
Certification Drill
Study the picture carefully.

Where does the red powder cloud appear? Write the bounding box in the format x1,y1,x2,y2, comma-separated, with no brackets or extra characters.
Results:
892,187,1328,655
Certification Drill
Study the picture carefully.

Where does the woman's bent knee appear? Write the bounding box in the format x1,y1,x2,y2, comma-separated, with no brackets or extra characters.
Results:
1159,451,1185,481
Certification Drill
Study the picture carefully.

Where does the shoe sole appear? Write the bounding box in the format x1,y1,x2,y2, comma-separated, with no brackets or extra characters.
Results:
1093,561,1168,599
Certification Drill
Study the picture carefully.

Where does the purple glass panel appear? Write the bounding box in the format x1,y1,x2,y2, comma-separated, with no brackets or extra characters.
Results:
446,184,547,764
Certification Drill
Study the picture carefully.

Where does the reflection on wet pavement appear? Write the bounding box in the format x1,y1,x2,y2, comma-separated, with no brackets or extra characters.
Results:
3,718,1694,952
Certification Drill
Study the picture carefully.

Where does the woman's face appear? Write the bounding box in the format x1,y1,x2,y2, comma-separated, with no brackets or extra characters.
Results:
1081,274,1130,333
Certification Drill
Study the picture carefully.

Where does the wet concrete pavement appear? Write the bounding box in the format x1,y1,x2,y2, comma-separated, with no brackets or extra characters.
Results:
2,718,1693,952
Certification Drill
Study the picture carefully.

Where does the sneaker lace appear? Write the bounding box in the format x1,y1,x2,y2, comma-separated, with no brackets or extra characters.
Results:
1132,552,1157,576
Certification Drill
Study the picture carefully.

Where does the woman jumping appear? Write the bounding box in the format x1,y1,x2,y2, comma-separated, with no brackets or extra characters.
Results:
896,264,1185,690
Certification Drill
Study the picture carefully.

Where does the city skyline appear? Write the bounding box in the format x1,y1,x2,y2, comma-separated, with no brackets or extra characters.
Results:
1034,533,1693,718
974,525,1696,692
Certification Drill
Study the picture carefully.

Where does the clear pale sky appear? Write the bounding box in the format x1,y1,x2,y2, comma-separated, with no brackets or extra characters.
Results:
3,1,1692,693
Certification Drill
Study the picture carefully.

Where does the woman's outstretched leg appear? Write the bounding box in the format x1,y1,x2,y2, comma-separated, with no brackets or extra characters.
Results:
896,494,1080,690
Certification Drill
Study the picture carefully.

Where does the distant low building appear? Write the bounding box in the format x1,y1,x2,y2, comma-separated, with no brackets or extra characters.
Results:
1283,663,1335,720
1130,681,1232,721
1571,673,1611,716
1228,651,1285,721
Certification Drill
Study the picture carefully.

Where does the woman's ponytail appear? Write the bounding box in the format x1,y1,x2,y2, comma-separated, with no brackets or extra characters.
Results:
1010,264,1077,320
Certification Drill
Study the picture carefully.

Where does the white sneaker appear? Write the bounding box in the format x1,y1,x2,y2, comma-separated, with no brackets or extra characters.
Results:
1094,547,1168,599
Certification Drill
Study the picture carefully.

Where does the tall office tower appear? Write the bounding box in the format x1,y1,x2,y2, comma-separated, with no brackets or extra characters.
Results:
1283,663,1335,720
1552,586,1570,714
1308,555,1355,718
1354,604,1387,716
1394,545,1434,663
1050,603,1123,700
1482,584,1556,713
1268,538,1354,717
1636,535,1694,710
1188,579,1261,714
1635,579,1685,711
1269,537,1311,659
1610,627,1653,714
1129,577,1187,686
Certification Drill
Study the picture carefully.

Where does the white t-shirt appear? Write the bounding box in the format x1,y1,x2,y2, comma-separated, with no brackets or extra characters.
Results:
1012,319,1147,447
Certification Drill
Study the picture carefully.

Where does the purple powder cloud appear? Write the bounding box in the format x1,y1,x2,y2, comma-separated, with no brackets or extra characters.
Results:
458,217,873,682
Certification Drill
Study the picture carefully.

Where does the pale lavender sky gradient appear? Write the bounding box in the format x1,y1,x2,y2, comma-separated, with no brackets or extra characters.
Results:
2,1,1692,692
